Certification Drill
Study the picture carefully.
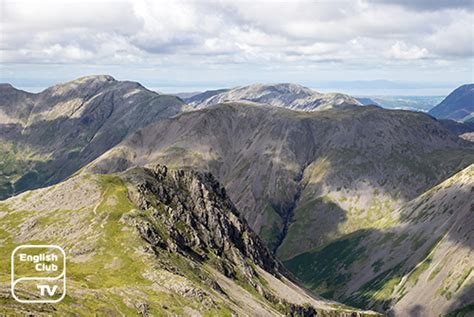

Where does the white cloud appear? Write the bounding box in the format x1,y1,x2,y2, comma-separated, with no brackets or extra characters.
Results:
425,16,474,57
387,41,430,60
0,0,472,87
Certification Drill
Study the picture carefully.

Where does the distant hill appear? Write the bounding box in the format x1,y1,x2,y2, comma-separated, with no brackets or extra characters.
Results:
184,83,361,111
429,84,474,121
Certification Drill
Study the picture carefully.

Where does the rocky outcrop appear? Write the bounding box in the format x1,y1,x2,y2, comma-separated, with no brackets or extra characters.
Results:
123,164,280,277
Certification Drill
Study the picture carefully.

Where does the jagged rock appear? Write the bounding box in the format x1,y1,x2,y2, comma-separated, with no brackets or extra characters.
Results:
123,165,281,280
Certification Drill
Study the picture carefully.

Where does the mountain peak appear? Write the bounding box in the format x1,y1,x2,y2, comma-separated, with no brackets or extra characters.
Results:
75,74,116,82
43,74,117,95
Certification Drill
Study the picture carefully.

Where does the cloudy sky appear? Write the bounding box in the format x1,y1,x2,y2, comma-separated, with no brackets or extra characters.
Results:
1,0,473,94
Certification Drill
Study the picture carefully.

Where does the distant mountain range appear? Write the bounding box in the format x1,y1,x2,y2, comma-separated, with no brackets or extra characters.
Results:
1,75,473,316
178,85,447,113
184,83,361,111
429,84,474,122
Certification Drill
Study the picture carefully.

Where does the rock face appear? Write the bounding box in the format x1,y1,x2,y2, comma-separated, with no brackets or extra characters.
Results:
0,165,376,316
285,164,474,316
429,84,474,121
123,165,280,276
0,75,185,199
185,83,361,111
88,103,474,255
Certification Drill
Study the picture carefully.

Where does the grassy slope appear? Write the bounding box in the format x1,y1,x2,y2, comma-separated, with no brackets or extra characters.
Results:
0,174,231,316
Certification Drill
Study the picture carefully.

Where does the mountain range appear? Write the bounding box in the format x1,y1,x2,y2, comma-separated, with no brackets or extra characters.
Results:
1,75,473,316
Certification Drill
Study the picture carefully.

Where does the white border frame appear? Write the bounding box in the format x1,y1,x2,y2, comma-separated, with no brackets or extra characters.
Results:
11,244,66,303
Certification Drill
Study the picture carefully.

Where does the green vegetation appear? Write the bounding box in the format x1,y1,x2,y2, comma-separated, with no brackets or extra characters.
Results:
67,175,149,288
284,230,369,297
277,195,342,260
258,204,284,252
454,268,472,292
0,142,53,199
406,256,432,286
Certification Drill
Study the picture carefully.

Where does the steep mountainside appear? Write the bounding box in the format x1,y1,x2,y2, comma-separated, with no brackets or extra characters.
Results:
0,165,376,316
285,164,474,316
88,103,474,256
429,84,474,121
185,84,361,111
0,75,185,199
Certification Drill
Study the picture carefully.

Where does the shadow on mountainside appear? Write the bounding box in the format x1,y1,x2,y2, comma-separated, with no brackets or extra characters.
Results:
283,174,473,316
0,93,182,198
